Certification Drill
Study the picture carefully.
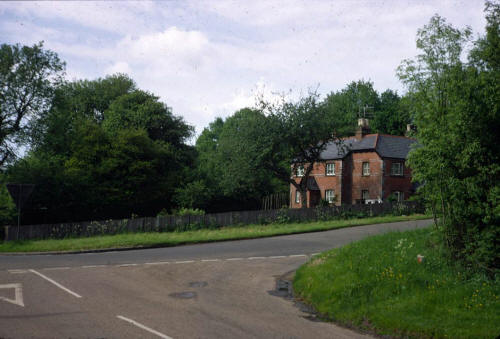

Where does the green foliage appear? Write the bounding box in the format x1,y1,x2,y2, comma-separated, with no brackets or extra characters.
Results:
399,8,500,273
0,41,65,166
323,80,380,136
6,74,194,223
0,176,16,225
294,228,500,338
173,208,205,216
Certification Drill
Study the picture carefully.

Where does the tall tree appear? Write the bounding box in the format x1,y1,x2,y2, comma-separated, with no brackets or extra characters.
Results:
322,80,380,136
0,42,65,167
7,75,194,223
399,7,499,272
257,93,338,208
372,89,410,135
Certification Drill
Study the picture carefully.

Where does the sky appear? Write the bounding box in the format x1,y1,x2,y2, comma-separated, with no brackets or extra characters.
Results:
0,0,487,137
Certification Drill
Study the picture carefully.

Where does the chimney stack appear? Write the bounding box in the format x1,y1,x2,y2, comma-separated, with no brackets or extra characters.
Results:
355,118,370,140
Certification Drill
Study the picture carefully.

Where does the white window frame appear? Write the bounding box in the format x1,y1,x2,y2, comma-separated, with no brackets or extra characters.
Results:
393,191,403,202
391,162,403,176
296,165,304,177
325,189,335,203
326,163,335,176
361,189,369,200
295,190,301,203
362,162,370,176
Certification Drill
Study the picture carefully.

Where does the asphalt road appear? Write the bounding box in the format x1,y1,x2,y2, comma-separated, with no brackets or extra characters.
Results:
0,219,432,338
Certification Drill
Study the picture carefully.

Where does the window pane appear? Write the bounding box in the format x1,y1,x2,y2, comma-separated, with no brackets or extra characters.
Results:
325,189,334,202
362,190,369,200
296,165,304,177
391,163,402,175
362,162,370,175
326,163,335,175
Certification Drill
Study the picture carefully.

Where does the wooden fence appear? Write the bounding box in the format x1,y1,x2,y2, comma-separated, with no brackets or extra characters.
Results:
2,201,423,241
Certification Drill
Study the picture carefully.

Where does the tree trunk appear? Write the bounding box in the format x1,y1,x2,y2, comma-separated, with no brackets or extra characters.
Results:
300,188,308,209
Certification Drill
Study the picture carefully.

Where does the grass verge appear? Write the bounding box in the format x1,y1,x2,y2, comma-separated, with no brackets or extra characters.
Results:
293,227,500,339
0,214,429,253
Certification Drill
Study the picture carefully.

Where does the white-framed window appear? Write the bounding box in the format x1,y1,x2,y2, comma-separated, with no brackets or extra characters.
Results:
362,189,369,200
362,162,370,176
391,162,403,176
295,190,301,203
325,189,335,203
296,165,304,177
326,162,335,176
393,191,403,202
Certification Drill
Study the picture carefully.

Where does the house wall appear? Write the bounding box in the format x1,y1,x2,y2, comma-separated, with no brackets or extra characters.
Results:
289,160,343,208
349,151,383,204
382,158,413,200
289,154,414,208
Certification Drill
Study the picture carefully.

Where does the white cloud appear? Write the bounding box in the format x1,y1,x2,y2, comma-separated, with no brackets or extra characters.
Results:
0,0,487,137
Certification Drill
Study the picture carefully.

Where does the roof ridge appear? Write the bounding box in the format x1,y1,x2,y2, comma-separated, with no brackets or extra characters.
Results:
378,134,417,140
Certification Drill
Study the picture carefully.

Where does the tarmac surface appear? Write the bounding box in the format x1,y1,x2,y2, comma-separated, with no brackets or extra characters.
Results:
0,219,432,338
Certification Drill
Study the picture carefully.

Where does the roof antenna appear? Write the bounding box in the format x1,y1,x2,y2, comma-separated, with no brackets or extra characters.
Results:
358,105,374,119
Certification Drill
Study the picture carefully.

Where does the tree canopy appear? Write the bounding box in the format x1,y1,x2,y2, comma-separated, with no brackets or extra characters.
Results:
400,4,499,273
0,42,65,167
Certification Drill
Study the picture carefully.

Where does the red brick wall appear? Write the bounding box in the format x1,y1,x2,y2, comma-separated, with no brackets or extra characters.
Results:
290,154,414,208
289,160,342,208
349,152,383,203
382,158,413,200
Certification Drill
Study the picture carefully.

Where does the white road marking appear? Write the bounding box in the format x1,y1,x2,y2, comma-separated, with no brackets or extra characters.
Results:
144,261,170,265
117,315,173,339
43,267,71,271
5,253,315,273
0,283,24,307
29,269,82,298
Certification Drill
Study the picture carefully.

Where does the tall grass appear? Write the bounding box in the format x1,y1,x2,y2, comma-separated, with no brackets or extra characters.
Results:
0,214,429,253
294,228,500,338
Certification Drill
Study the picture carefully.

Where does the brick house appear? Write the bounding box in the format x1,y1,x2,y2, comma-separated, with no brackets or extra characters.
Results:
290,119,418,208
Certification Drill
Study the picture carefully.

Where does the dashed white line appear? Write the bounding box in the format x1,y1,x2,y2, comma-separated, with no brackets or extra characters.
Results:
248,257,266,260
117,315,173,339
43,267,71,271
174,260,194,264
288,254,307,258
144,261,170,265
29,269,82,298
225,258,243,261
201,259,220,262
117,263,138,267
8,269,29,274
82,265,106,268
269,256,286,259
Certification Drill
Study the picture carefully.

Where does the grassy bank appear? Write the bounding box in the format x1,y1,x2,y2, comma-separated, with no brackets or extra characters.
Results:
0,214,429,253
293,227,500,338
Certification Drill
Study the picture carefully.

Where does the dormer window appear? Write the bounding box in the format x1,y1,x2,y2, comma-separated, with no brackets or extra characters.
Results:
326,163,335,176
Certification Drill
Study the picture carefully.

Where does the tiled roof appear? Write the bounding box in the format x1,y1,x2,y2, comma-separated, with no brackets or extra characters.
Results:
319,134,417,160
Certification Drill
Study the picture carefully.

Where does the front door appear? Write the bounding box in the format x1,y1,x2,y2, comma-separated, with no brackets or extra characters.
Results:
309,190,321,207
